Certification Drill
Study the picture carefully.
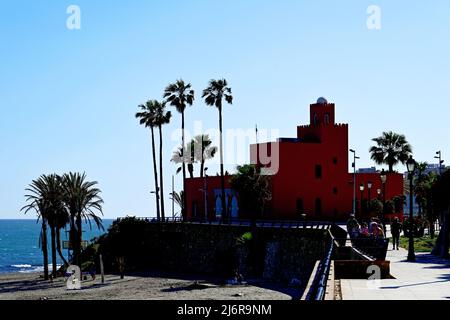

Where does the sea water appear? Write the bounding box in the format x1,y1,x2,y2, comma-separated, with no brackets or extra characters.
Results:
0,219,113,274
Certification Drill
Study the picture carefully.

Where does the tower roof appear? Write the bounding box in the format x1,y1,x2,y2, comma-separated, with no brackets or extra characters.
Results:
316,97,328,104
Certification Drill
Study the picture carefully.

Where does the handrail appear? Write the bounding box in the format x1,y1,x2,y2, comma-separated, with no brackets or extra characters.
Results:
314,236,334,300
144,217,334,229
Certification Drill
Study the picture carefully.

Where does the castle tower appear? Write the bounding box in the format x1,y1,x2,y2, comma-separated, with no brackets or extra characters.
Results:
309,97,335,127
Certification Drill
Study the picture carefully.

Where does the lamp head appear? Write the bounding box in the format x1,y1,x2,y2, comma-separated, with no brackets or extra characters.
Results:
360,183,365,191
380,169,387,184
406,156,416,174
367,181,372,189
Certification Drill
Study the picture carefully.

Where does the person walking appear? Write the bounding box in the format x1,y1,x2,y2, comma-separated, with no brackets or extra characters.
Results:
391,217,402,250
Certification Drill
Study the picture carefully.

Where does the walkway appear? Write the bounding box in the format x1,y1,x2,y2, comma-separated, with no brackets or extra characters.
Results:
341,247,450,300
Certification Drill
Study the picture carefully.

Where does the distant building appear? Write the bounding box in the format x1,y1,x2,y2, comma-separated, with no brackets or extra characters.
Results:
185,98,404,221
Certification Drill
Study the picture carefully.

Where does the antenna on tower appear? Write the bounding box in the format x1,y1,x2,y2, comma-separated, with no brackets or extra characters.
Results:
255,124,259,145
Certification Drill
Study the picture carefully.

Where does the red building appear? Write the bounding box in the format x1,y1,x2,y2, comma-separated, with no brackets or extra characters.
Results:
185,98,404,221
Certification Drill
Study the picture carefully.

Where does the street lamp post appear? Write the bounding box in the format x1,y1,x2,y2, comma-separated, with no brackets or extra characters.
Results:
434,151,444,176
406,156,416,262
204,167,208,221
359,183,365,217
367,181,372,202
350,149,360,217
380,169,387,232
150,187,160,221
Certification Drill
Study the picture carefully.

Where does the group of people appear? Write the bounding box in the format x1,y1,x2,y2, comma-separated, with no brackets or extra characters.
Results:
347,216,385,239
346,215,403,250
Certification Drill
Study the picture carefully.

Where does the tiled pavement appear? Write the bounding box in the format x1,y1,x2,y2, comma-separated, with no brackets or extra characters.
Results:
340,246,450,300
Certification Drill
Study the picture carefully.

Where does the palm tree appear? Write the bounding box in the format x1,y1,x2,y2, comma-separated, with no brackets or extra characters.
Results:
55,210,70,266
202,79,233,222
22,179,50,280
230,164,272,226
136,100,161,220
44,174,64,278
192,134,217,178
414,162,429,217
170,144,194,178
164,80,195,219
369,131,412,172
22,174,63,278
171,144,195,178
62,172,104,271
153,101,172,221
169,190,184,217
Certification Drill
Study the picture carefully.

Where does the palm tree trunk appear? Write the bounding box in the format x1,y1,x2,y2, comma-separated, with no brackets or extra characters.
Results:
218,105,227,223
56,228,69,266
151,126,161,221
200,159,204,179
41,221,49,280
69,217,75,264
158,125,165,221
50,225,57,278
181,111,187,221
76,215,83,272
188,163,194,178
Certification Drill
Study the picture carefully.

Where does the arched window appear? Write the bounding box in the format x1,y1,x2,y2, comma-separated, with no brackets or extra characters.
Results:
315,164,322,179
324,113,330,124
313,113,318,126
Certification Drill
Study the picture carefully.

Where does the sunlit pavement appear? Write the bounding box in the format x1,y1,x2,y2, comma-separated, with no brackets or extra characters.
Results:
340,246,450,300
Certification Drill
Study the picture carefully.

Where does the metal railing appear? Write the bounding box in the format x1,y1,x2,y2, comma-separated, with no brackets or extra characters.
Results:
314,236,334,300
144,217,334,229
347,236,390,261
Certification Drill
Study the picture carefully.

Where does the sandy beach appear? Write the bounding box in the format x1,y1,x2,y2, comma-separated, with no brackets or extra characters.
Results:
0,272,296,300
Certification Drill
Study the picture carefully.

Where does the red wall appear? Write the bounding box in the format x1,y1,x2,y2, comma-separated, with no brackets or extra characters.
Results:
185,101,404,222
354,172,404,220
185,176,233,221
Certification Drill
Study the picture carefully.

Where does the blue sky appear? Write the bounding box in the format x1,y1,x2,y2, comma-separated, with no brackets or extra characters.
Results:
1,0,449,219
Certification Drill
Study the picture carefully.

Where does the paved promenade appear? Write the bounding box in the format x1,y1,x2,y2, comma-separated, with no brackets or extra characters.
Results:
341,246,450,300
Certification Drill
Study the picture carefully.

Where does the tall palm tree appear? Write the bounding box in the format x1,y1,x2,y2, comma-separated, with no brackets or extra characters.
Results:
164,80,195,219
192,134,217,178
22,174,64,278
136,100,161,220
22,182,50,280
62,172,103,271
369,131,412,172
202,79,233,222
154,101,172,221
43,174,64,278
